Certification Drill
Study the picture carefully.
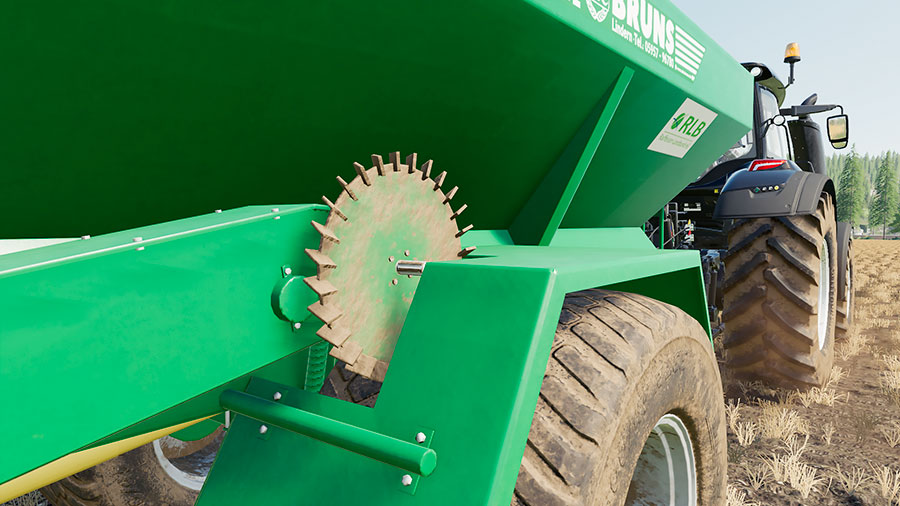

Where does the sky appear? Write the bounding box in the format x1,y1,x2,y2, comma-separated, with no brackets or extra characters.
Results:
672,0,894,157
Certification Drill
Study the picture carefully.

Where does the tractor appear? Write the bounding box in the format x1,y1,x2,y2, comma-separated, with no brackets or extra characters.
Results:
649,43,854,391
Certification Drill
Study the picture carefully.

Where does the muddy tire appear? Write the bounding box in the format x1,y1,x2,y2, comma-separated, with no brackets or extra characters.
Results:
722,195,837,389
835,239,854,339
40,431,221,506
511,290,726,506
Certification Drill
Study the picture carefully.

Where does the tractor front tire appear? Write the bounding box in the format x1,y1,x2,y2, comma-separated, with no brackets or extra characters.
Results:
835,239,854,339
722,195,837,389
512,290,726,506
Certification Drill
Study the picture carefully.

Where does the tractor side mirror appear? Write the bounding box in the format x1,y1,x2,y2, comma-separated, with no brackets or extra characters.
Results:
827,114,849,149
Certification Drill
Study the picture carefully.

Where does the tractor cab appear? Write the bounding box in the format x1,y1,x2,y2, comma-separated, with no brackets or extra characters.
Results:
669,48,849,250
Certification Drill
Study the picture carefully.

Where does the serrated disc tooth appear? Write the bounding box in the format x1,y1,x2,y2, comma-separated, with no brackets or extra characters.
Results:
308,302,342,326
304,276,338,297
371,360,389,382
433,171,446,190
458,246,476,257
336,176,357,201
354,162,372,186
456,224,473,238
330,340,363,365
346,354,377,378
450,203,467,220
421,160,433,180
322,196,348,221
305,248,336,269
316,324,351,346
372,154,385,176
442,186,458,204
406,153,417,174
311,221,339,243
389,151,401,172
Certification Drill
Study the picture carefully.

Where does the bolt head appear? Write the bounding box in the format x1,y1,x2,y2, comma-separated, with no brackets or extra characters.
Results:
391,279,398,286
215,209,223,213
273,392,283,401
388,256,395,262
284,267,293,276
259,425,268,434
415,432,427,443
404,250,410,256
271,208,279,213
132,237,143,242
401,474,413,486
81,235,91,240
293,322,302,330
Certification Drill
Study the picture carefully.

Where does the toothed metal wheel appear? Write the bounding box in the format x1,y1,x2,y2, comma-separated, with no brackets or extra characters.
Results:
305,152,474,381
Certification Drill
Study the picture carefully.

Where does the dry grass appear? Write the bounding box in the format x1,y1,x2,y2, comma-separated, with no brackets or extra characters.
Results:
838,327,871,360
880,354,900,407
797,386,840,407
725,399,742,433
739,462,769,492
821,421,836,445
734,421,758,447
880,421,900,448
726,485,760,506
831,464,869,496
756,401,809,442
870,465,900,503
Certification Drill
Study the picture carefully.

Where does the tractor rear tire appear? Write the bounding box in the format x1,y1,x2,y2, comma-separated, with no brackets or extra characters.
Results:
40,431,221,506
512,290,726,506
835,240,854,339
722,195,837,389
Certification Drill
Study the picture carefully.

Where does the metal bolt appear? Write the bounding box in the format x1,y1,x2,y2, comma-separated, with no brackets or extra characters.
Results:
215,209,222,214
293,322,302,330
259,425,268,434
388,256,395,262
136,247,145,251
391,279,398,286
133,237,143,242
273,392,283,401
401,474,413,487
415,432,426,443
271,208,279,213
284,267,293,276
404,250,410,256
80,235,91,240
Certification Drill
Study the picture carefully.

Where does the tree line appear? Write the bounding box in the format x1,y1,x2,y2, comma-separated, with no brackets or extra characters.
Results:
827,148,900,236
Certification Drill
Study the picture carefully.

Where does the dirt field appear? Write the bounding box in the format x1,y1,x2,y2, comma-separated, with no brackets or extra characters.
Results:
724,239,900,505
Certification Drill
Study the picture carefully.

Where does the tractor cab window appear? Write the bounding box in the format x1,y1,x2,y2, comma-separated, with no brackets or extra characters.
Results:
759,88,790,159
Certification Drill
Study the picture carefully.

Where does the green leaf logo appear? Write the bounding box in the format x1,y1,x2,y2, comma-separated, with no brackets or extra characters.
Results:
671,113,685,130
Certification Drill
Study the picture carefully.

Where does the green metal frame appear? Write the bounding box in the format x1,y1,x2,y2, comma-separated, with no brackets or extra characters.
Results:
197,227,708,505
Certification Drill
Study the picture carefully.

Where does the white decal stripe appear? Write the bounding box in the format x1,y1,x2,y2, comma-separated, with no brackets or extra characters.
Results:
675,26,706,53
675,46,701,68
675,57,698,77
674,53,698,73
675,34,704,61
674,65,696,81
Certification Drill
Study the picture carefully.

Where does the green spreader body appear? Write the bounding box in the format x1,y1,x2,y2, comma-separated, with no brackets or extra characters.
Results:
0,1,752,504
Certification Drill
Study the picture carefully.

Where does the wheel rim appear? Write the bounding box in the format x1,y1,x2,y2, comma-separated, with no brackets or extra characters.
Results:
627,414,697,506
818,241,830,349
152,433,221,492
844,261,851,318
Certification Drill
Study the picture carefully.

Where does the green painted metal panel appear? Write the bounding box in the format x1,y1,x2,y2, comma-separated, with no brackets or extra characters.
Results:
510,67,634,245
198,227,707,505
0,206,323,484
1,0,749,240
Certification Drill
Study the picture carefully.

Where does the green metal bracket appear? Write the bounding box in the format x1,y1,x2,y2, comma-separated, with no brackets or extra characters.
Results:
219,388,437,476
509,67,634,246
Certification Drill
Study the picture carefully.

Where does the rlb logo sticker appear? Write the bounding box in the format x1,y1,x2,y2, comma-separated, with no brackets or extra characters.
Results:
648,98,717,158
